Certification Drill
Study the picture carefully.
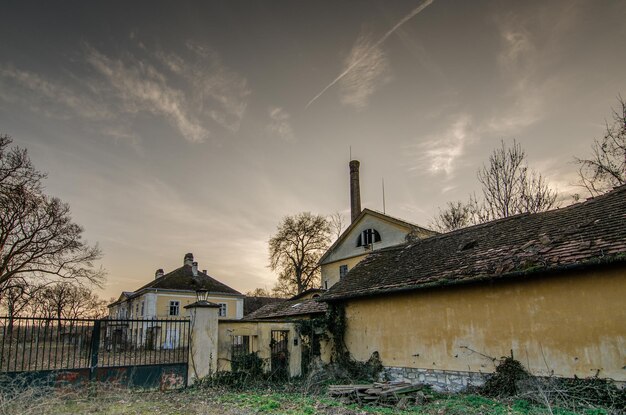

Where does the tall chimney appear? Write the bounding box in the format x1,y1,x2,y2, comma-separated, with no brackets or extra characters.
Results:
192,261,198,277
184,253,194,266
349,160,362,223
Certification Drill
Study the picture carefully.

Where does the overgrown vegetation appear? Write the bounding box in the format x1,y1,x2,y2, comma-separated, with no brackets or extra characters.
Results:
478,356,626,414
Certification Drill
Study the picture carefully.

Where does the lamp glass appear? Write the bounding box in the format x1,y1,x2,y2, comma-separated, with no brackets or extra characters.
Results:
196,289,209,302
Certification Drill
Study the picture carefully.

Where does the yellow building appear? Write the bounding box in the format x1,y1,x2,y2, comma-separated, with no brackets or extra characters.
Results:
109,253,244,321
321,185,626,390
320,160,436,290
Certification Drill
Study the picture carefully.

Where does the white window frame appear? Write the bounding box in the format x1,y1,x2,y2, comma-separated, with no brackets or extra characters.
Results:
169,300,180,316
218,303,227,317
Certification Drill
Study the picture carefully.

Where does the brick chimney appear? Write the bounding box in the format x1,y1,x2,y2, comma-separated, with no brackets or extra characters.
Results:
184,253,194,266
155,268,164,279
349,160,362,223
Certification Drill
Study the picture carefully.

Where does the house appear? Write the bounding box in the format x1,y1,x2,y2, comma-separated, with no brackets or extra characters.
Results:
320,185,626,391
108,253,244,321
319,160,436,290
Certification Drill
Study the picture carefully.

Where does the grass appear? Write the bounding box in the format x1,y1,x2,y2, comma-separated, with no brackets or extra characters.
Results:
1,385,611,415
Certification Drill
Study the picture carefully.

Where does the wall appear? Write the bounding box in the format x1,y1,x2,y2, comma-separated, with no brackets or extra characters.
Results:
217,320,302,378
155,292,242,319
340,267,626,384
321,255,367,290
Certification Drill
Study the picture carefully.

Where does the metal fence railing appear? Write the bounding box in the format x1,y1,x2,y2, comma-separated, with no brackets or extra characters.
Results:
0,316,190,373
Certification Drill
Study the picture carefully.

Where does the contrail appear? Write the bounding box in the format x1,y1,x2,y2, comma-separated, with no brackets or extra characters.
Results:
305,0,434,109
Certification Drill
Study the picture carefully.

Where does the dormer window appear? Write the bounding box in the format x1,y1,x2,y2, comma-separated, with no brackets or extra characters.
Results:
357,228,381,247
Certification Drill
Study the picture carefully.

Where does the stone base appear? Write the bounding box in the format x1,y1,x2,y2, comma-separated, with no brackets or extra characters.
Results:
383,366,488,392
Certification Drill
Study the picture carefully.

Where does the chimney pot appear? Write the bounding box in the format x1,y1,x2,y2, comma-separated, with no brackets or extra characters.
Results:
202,269,207,274
192,261,198,277
155,268,164,279
184,253,194,266
349,160,362,223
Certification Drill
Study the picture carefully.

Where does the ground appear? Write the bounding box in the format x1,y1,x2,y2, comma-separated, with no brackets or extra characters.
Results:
1,386,612,415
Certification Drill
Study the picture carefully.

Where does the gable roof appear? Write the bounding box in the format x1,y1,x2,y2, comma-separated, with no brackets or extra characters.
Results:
131,264,242,297
321,185,626,301
319,208,436,264
243,298,327,320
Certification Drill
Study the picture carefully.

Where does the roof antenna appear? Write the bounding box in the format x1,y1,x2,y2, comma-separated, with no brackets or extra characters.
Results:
382,178,386,214
349,146,352,161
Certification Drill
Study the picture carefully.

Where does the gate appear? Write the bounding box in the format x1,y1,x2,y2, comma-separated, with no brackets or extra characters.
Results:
270,330,289,379
0,316,190,389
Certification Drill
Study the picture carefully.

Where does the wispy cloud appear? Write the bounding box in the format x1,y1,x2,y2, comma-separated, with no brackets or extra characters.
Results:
305,0,434,109
410,114,473,177
85,46,209,143
156,41,251,134
487,4,581,134
339,34,391,110
266,106,294,141
0,65,112,120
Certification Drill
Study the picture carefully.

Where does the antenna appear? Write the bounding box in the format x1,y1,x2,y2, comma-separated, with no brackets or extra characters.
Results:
382,178,386,214
349,146,352,161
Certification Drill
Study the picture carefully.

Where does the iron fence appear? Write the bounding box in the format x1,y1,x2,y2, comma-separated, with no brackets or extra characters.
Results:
0,316,190,373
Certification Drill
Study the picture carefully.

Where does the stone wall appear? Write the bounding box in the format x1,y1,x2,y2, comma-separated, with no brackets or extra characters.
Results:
383,366,488,392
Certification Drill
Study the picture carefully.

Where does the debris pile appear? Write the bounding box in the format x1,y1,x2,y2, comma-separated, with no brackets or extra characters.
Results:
328,381,424,405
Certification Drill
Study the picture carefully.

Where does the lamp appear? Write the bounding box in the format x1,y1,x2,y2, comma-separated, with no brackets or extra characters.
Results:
195,288,209,302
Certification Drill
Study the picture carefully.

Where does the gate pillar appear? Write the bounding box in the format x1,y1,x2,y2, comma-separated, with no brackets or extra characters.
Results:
184,300,220,385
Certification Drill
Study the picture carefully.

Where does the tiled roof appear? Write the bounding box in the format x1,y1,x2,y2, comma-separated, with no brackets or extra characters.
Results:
243,298,327,320
243,296,284,316
133,265,242,296
321,185,626,301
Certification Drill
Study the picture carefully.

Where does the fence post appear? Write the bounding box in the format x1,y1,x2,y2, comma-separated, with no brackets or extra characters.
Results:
89,319,101,381
184,301,220,386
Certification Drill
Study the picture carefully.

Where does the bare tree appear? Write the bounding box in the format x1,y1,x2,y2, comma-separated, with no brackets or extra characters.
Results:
0,135,103,296
478,140,557,220
33,282,107,322
433,140,558,232
328,212,346,240
245,288,272,297
431,201,473,232
269,212,331,297
575,96,626,196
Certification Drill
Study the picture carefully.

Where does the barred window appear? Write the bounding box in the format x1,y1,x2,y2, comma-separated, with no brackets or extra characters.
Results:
356,228,381,247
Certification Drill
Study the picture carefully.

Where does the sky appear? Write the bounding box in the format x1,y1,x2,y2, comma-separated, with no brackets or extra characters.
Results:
1,0,625,300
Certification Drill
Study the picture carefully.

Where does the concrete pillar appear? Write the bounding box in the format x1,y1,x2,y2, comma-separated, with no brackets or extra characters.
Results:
185,300,220,385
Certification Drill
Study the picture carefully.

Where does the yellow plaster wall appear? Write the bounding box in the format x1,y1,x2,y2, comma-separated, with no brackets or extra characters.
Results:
155,293,240,319
217,321,302,377
342,268,626,380
321,255,368,289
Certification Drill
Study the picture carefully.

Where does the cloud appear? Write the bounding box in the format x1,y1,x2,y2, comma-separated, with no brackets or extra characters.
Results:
0,65,112,120
266,106,294,141
339,34,391,110
85,46,209,143
411,114,473,177
305,0,434,109
487,4,581,134
156,41,251,134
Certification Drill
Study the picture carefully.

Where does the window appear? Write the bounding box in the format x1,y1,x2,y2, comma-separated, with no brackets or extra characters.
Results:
356,228,381,247
140,301,144,316
218,303,227,317
339,264,349,279
169,301,180,316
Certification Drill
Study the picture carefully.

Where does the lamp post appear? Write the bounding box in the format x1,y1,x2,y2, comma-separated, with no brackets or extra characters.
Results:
195,288,209,302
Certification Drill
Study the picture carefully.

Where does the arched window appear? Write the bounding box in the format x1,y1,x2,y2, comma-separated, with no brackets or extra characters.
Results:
356,228,381,247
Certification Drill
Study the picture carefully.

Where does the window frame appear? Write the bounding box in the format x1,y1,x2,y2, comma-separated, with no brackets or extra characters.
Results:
169,300,180,316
